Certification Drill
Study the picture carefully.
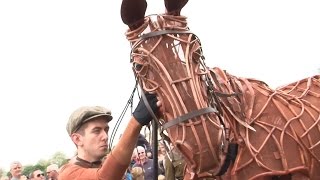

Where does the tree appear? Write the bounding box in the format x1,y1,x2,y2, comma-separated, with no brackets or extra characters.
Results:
48,151,68,167
22,165,35,177
37,159,49,168
22,160,48,177
20,151,68,177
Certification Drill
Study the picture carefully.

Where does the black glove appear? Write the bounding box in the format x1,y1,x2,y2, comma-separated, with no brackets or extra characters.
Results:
133,93,159,126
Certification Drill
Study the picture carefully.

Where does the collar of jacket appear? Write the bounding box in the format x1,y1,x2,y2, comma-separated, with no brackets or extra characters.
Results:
74,156,102,168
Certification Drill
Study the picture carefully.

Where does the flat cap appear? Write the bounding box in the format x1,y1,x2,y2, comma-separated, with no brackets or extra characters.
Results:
66,106,113,136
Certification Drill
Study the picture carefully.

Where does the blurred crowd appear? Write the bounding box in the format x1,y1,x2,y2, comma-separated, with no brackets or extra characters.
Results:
0,134,185,180
1,162,59,180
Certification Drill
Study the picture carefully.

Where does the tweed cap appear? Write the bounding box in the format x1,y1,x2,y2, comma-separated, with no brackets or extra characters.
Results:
66,106,113,136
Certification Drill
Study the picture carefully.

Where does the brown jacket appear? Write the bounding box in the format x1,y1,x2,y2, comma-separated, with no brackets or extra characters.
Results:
164,149,185,180
59,153,128,180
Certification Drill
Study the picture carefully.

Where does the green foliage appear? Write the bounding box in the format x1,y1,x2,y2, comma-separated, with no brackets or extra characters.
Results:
21,151,69,177
49,151,68,167
22,164,47,177
37,159,49,167
22,165,35,177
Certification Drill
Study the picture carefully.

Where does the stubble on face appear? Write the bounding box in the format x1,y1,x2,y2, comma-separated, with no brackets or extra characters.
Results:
82,118,109,160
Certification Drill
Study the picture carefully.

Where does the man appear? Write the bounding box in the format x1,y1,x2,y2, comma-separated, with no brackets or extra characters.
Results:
46,164,59,180
9,161,23,180
164,143,186,180
58,93,160,179
137,134,152,158
131,167,144,180
132,146,155,180
29,170,45,180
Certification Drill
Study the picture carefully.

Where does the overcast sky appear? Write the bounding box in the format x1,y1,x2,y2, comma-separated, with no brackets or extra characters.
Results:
0,0,319,171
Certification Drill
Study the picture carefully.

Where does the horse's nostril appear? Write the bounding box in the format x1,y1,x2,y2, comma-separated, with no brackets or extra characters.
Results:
134,63,143,71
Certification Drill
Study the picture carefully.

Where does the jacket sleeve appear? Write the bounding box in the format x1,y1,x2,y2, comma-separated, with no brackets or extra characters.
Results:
99,152,129,179
59,153,128,180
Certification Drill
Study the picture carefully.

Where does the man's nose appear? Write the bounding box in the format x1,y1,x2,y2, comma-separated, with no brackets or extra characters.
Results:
102,131,108,141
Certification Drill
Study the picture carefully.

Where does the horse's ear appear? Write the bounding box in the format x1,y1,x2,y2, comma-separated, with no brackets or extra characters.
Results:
121,0,147,30
164,0,189,15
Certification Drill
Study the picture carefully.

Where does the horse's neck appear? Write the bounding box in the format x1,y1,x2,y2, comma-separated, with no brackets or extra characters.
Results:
210,67,254,120
210,67,272,138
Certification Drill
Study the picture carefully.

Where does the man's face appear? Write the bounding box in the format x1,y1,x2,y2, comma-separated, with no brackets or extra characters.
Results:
136,148,146,161
46,170,57,179
78,118,109,160
159,143,166,154
32,170,45,180
10,163,22,177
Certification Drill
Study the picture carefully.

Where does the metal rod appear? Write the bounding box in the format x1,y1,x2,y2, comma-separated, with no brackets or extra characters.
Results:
152,119,158,180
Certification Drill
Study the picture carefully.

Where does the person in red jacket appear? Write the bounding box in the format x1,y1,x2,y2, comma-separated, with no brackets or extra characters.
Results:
59,93,160,180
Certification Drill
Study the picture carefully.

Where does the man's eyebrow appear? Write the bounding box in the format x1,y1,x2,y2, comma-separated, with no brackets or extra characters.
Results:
91,126,103,131
91,125,109,131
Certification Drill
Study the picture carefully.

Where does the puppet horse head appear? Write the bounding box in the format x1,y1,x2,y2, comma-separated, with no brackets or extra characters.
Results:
125,14,229,179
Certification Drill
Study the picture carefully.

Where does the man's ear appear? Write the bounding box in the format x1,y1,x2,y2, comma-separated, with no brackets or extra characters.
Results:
71,133,83,146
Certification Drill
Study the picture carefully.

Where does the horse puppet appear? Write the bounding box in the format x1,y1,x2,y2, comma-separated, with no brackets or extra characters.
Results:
121,1,320,179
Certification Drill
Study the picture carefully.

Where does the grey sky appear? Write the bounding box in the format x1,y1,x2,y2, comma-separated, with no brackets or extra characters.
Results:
0,0,319,170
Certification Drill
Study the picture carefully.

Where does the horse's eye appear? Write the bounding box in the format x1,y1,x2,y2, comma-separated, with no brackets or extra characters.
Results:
134,63,143,71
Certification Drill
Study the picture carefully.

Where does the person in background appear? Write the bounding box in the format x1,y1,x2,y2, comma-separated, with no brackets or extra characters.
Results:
137,134,152,158
164,143,186,180
58,93,160,180
132,146,155,180
29,169,45,180
131,167,144,180
46,164,59,180
0,176,9,180
157,174,165,180
9,161,23,180
122,167,132,180
157,142,166,175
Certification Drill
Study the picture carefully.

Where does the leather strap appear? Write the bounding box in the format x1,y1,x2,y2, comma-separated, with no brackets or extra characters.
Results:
163,107,218,130
140,30,192,40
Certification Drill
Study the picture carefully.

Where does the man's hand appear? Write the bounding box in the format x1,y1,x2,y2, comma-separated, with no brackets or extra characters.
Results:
133,93,159,126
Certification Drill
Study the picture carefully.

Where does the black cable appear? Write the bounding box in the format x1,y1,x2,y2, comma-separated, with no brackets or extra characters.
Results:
109,81,138,150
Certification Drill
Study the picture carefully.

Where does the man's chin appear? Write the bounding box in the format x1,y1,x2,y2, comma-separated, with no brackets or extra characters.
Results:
98,146,108,155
